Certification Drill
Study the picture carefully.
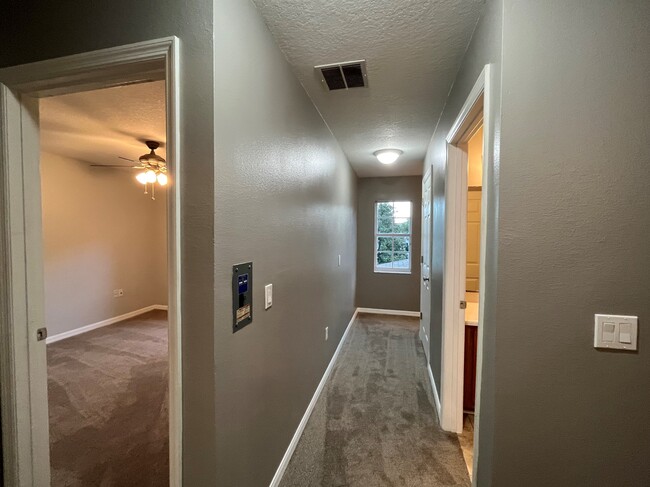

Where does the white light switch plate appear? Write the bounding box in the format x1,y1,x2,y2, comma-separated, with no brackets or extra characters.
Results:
594,314,638,351
264,284,272,310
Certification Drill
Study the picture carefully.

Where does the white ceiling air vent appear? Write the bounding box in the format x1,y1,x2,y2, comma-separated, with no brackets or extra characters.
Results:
315,60,368,91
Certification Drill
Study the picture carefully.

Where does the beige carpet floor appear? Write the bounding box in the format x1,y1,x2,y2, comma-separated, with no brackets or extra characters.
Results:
47,310,169,486
280,312,470,487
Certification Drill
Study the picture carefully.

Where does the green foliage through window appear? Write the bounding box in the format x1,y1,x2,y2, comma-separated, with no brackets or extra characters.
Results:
375,201,412,272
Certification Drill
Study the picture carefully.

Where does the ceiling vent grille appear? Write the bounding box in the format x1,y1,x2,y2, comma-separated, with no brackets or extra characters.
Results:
315,60,368,91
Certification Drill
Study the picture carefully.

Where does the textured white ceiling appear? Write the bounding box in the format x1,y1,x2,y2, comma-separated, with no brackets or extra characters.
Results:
252,0,483,177
40,80,166,167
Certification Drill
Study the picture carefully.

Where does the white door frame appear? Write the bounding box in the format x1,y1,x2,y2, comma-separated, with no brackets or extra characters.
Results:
0,37,182,486
419,167,432,354
440,65,491,443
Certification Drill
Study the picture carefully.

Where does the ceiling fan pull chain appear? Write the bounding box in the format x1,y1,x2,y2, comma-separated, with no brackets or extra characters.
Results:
144,181,148,195
152,181,156,201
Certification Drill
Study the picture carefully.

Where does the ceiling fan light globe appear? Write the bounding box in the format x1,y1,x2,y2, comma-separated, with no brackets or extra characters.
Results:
157,173,168,186
136,172,148,184
145,170,157,183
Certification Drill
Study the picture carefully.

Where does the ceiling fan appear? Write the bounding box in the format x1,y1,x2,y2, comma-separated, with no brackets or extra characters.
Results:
92,140,167,200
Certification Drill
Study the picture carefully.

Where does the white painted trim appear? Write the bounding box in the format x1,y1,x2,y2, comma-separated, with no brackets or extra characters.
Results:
0,37,182,487
269,309,359,487
45,305,168,344
472,65,492,487
357,307,420,317
0,38,170,97
441,141,468,434
446,66,488,145
441,65,492,480
427,363,442,420
0,84,35,487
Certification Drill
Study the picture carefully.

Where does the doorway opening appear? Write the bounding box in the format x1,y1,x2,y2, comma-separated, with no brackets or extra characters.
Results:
459,122,483,478
0,38,181,486
440,65,491,484
41,80,170,485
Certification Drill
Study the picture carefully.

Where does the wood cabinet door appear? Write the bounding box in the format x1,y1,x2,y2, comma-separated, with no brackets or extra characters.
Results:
463,325,479,412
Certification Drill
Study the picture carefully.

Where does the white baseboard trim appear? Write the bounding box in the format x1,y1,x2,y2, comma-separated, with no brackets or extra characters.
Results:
356,307,420,317
269,308,359,487
427,363,442,421
46,304,168,344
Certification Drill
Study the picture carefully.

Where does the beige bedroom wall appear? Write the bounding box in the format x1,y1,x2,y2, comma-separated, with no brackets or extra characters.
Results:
467,125,483,187
41,152,167,337
466,126,483,291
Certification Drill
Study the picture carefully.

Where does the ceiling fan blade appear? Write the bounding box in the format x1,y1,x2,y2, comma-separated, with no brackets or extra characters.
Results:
118,156,136,162
90,164,138,168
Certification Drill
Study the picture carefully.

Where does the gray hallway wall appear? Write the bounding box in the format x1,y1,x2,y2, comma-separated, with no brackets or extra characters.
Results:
356,176,422,312
0,1,217,481
425,0,650,485
1,2,358,485
421,6,503,477
491,1,650,484
213,1,357,485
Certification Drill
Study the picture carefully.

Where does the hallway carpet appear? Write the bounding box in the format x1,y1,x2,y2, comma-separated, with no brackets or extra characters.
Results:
280,313,470,487
47,310,168,486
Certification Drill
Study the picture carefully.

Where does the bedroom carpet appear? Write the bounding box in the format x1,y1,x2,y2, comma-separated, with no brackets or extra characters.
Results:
280,313,470,487
47,310,169,486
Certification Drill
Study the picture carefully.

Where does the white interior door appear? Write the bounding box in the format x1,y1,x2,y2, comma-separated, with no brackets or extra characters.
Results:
420,168,432,358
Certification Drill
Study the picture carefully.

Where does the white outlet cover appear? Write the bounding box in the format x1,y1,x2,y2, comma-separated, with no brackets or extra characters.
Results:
594,314,638,351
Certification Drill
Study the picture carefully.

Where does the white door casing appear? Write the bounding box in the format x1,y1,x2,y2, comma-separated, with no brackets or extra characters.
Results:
441,64,490,436
0,37,182,487
419,167,432,358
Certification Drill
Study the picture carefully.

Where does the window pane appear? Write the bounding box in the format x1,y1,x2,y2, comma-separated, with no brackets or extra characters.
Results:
393,252,410,269
393,201,411,219
377,236,393,252
377,216,393,234
375,201,411,273
393,236,410,253
376,201,394,219
376,251,393,268
392,217,410,235
392,202,411,234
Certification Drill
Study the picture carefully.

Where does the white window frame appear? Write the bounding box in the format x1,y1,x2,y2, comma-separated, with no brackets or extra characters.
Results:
374,200,412,275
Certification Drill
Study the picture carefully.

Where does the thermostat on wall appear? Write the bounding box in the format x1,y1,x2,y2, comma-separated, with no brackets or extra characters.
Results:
232,262,253,333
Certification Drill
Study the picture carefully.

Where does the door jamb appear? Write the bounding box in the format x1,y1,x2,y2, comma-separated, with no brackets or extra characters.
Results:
0,37,182,486
419,166,432,352
440,65,491,457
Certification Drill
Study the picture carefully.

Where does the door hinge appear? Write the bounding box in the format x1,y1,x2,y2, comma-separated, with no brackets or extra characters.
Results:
420,255,424,264
460,301,467,310
36,327,48,341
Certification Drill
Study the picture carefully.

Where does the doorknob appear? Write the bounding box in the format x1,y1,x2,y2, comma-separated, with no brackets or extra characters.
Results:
423,277,430,282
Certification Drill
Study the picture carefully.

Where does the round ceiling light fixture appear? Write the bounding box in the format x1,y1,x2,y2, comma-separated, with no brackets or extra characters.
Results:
374,149,403,165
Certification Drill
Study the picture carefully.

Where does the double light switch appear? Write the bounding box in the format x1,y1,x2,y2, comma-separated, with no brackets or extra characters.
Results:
594,314,638,351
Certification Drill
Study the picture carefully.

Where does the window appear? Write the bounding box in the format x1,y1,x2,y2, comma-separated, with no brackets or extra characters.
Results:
375,201,412,273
